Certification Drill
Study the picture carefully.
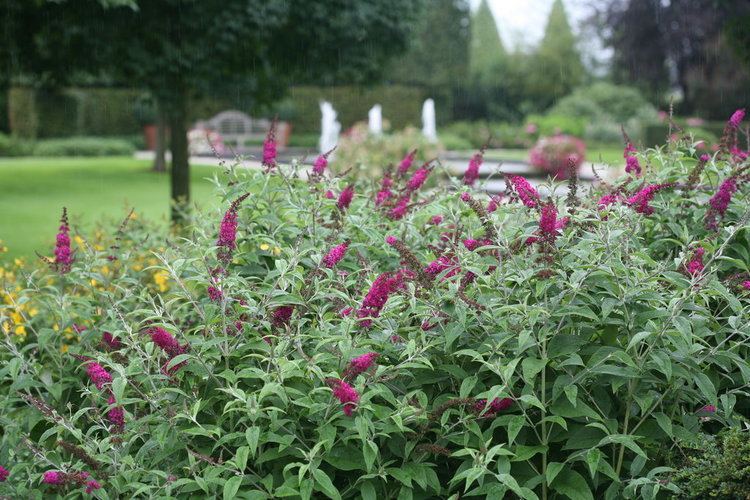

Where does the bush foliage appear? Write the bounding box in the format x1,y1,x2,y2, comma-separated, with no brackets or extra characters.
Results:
0,116,749,499
32,137,135,157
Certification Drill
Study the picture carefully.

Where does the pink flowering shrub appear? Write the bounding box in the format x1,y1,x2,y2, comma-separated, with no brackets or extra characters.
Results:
528,134,586,179
0,117,749,499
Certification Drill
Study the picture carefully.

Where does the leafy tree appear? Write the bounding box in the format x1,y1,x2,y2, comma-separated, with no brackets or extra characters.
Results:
4,0,422,222
388,0,471,89
526,0,584,109
468,0,505,84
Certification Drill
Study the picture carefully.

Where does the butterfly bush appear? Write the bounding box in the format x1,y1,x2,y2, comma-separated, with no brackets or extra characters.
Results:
0,114,749,499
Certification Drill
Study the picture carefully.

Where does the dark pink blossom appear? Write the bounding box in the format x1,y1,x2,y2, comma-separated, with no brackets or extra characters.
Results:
743,281,750,290
271,306,294,328
625,155,641,176
207,286,223,302
487,195,502,212
344,352,379,379
398,149,417,175
324,190,335,199
0,465,8,482
85,362,112,390
406,165,430,192
102,332,122,350
85,479,102,494
424,255,460,279
340,306,353,317
312,147,335,176
474,397,513,417
337,186,354,211
508,176,540,208
699,404,717,413
388,196,410,220
430,215,443,225
626,183,672,215
43,471,65,485
217,193,250,263
53,208,73,273
262,121,277,168
700,153,711,163
107,394,125,430
148,327,186,358
356,272,403,327
706,177,737,229
685,247,705,276
729,108,745,129
598,193,623,209
375,189,392,206
463,150,484,186
328,378,360,416
323,242,349,268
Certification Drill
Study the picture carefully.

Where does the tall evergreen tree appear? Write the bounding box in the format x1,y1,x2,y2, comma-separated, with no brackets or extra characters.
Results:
469,0,505,83
527,0,584,108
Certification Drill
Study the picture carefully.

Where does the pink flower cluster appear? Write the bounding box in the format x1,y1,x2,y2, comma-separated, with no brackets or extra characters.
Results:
107,394,125,430
312,147,336,176
624,142,642,176
262,121,277,168
344,352,379,379
328,378,360,416
626,183,672,215
85,362,112,390
388,196,410,220
322,242,349,268
398,149,417,176
375,173,394,206
356,272,404,327
271,306,294,328
474,397,513,417
42,470,100,494
729,108,745,129
0,465,8,482
337,185,354,211
217,193,250,263
207,286,223,302
463,149,484,186
708,177,737,218
101,332,122,350
53,208,73,273
406,164,431,192
424,255,460,279
528,135,585,179
685,247,705,276
508,176,540,208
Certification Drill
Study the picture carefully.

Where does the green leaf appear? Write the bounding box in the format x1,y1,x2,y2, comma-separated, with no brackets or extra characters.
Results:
564,385,578,407
223,476,243,500
508,415,525,445
312,469,341,500
693,373,717,405
234,446,249,472
360,481,376,500
460,375,478,398
522,358,547,383
654,412,672,437
586,448,601,479
246,426,260,457
551,470,594,500
546,462,565,485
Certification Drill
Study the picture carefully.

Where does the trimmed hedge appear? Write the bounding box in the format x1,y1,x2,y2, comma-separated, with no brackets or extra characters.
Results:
33,137,135,157
288,85,427,134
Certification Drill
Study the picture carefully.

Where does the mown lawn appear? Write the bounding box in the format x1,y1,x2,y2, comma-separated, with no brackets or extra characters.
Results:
475,147,624,165
0,157,223,261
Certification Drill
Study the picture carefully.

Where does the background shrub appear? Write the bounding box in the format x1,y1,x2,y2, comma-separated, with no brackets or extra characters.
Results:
33,137,135,156
0,133,33,157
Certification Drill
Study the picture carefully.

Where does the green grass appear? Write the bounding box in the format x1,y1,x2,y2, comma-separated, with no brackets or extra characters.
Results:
0,157,223,261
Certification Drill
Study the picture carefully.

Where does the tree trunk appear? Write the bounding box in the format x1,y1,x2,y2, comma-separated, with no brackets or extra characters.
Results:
168,96,190,224
152,104,167,173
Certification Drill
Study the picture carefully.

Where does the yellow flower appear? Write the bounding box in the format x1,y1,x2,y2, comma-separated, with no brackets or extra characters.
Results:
61,344,69,354
259,243,271,251
153,270,169,292
13,258,23,267
74,235,86,249
273,246,282,256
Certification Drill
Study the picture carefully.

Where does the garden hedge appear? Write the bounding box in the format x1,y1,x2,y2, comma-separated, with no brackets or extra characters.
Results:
0,110,748,499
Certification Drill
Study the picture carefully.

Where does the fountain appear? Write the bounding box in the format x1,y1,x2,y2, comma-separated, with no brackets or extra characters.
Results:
422,98,437,143
368,104,383,136
319,101,341,155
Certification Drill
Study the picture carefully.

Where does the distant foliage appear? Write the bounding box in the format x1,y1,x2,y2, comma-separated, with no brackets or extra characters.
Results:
33,137,135,157
0,111,749,498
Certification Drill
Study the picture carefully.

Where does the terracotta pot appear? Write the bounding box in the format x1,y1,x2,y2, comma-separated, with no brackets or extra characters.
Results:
142,124,157,151
276,121,292,148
